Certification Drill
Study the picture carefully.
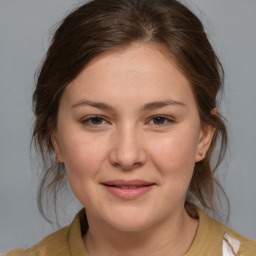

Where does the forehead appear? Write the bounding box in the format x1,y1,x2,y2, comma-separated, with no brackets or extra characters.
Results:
61,43,196,109
78,43,182,83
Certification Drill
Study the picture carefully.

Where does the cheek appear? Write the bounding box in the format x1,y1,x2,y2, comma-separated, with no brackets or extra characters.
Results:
147,130,198,180
58,133,111,207
147,134,198,205
59,132,109,179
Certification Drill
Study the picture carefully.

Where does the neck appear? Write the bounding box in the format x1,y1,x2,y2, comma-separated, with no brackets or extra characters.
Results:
83,208,198,256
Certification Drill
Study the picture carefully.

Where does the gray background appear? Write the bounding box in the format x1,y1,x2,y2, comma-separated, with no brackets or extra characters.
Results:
0,0,255,253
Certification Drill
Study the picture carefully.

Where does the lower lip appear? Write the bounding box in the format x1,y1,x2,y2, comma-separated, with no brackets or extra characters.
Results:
103,185,154,200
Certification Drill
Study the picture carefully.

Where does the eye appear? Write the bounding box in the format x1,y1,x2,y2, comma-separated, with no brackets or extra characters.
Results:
81,115,108,127
148,116,174,126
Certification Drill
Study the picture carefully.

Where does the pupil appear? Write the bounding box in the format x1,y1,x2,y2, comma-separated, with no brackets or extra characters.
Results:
154,117,165,124
91,117,102,124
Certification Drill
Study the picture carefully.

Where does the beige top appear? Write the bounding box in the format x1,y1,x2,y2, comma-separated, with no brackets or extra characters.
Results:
3,206,256,256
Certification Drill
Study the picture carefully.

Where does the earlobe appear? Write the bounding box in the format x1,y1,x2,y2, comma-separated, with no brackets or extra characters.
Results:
195,124,215,162
51,132,64,163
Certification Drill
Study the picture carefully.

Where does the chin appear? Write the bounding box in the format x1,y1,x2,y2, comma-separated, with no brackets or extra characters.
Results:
105,208,156,232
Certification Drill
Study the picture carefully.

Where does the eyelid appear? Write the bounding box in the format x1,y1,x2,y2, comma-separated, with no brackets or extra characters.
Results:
146,115,175,126
81,115,110,127
80,114,175,128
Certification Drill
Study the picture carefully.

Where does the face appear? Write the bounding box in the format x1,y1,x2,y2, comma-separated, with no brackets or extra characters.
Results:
52,43,214,232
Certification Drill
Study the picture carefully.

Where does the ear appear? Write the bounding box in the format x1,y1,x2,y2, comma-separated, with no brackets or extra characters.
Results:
51,131,64,163
195,122,216,163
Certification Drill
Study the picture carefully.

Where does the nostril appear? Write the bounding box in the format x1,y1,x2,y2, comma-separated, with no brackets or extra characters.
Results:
116,161,142,170
108,143,147,170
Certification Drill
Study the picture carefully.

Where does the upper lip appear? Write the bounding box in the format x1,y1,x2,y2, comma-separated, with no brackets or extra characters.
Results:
101,180,155,186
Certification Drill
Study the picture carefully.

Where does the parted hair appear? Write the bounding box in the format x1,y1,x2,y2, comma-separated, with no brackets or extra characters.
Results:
32,0,228,219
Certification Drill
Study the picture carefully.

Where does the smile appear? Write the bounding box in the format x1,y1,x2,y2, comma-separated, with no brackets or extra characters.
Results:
114,185,146,189
101,180,155,200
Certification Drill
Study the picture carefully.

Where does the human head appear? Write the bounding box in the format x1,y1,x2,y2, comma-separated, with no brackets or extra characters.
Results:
33,0,227,217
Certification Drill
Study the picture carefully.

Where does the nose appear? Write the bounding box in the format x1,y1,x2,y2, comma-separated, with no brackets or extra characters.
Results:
109,125,147,170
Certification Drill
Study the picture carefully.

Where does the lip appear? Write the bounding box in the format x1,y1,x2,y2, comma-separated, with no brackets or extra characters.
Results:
101,180,155,200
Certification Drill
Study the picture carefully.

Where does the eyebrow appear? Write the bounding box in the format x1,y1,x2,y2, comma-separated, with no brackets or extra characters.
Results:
141,100,186,111
71,99,186,111
71,100,115,111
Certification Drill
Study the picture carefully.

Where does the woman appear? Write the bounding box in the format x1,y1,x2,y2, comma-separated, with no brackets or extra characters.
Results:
4,0,256,255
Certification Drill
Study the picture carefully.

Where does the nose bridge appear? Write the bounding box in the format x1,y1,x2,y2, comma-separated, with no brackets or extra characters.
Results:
110,122,146,169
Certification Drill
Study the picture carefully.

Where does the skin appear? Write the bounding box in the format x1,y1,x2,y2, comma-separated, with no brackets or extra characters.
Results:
52,43,215,256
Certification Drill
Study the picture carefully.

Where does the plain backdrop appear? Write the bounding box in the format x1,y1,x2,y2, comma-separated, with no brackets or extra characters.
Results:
0,0,256,253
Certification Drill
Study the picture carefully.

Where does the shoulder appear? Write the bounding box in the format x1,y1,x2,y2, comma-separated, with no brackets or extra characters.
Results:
188,206,256,256
212,217,256,255
3,209,88,256
2,225,70,256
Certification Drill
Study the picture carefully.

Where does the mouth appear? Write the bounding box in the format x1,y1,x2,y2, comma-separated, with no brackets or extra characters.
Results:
106,185,150,189
101,180,155,200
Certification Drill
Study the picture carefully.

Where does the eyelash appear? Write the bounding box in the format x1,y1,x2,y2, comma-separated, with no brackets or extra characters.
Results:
81,115,174,128
147,115,174,127
81,115,108,127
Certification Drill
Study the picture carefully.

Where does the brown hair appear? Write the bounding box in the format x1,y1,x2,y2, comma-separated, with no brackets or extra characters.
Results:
33,0,228,219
